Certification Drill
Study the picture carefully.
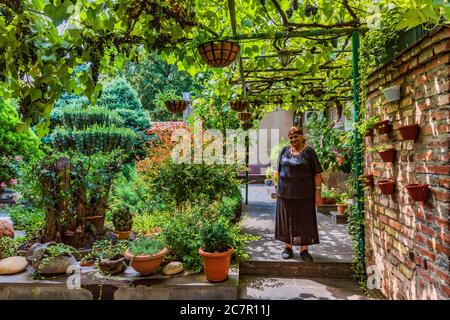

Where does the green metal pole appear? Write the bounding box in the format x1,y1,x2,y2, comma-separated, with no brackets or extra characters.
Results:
352,31,365,266
245,134,249,205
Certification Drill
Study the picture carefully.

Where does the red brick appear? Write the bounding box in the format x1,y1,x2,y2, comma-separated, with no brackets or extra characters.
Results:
432,188,450,201
424,214,449,229
417,223,438,238
438,94,450,106
439,153,450,162
433,40,450,55
419,124,435,135
439,81,450,94
389,218,402,231
438,178,450,188
440,284,450,297
416,233,428,245
379,214,389,225
415,150,434,161
427,262,450,284
434,242,450,257
417,268,434,282
424,54,450,72
431,27,450,43
411,66,426,78
419,48,434,64
416,165,450,175
438,124,450,133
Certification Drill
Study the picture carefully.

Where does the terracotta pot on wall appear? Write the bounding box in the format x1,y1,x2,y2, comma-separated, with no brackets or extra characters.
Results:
363,174,374,187
399,124,419,141
198,246,234,282
405,184,429,202
378,148,396,163
377,180,396,195
374,120,392,134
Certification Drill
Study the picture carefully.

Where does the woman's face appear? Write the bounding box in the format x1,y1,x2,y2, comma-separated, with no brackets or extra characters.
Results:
289,133,304,146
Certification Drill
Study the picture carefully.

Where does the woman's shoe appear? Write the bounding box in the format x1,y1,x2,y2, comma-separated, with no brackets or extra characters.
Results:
281,247,293,259
300,250,314,262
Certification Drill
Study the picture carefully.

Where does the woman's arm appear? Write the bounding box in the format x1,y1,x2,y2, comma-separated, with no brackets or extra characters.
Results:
314,173,323,206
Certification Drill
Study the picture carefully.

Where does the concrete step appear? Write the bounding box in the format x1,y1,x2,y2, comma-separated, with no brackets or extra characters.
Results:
239,260,353,279
238,275,369,300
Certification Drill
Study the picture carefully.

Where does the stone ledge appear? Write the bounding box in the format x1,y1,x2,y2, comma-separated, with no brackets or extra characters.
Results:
0,265,239,300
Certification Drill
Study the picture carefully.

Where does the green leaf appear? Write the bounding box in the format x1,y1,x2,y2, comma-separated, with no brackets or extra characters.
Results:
32,0,45,11
30,88,42,101
44,0,73,27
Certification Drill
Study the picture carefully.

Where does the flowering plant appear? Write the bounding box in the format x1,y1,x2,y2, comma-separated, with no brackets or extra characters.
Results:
0,156,22,190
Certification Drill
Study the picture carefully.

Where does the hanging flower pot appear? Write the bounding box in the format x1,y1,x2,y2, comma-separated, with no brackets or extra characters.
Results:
230,100,248,112
238,112,252,121
405,184,429,202
278,49,292,67
383,85,401,102
241,122,253,130
399,124,419,141
374,120,392,134
378,148,396,163
198,41,240,68
165,100,188,113
378,180,396,195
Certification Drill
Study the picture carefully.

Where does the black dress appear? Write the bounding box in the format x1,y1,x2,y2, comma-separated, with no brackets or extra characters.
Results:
275,145,323,246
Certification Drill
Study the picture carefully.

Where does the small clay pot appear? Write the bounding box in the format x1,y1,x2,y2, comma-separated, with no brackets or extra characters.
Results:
399,124,419,141
378,180,396,195
378,148,396,163
405,184,429,202
115,230,131,240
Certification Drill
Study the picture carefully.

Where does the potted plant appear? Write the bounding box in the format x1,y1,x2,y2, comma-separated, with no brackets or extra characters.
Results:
335,193,348,215
382,85,401,102
198,220,234,282
264,167,274,186
378,147,396,163
198,40,240,68
320,186,338,205
27,242,78,275
374,119,392,134
399,123,420,141
358,116,378,137
154,89,187,113
112,204,133,240
124,236,168,276
377,180,396,195
405,184,429,202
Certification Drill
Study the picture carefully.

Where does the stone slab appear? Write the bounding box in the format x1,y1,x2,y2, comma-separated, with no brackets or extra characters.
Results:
331,211,348,224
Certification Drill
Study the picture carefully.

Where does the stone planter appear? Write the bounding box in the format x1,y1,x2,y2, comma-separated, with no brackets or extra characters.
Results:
378,148,396,163
405,184,429,202
99,254,128,276
377,180,396,195
399,124,419,141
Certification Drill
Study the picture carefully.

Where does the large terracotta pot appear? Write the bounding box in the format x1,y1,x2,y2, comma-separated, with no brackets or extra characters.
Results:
399,124,419,141
405,184,429,202
378,180,396,195
374,120,392,134
198,246,234,282
378,148,396,163
124,247,168,276
336,203,348,215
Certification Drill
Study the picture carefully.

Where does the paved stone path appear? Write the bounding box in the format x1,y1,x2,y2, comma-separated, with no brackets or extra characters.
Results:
241,185,354,262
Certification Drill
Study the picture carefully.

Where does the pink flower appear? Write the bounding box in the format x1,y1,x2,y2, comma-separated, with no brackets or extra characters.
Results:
0,182,6,188
15,156,22,161
11,178,17,185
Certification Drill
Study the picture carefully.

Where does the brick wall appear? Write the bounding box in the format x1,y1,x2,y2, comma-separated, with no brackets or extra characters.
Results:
364,26,449,300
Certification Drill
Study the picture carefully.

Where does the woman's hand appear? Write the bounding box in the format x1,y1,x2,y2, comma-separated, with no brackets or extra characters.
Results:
315,189,323,207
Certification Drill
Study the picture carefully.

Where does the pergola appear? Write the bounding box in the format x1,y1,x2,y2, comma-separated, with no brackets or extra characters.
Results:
201,0,367,264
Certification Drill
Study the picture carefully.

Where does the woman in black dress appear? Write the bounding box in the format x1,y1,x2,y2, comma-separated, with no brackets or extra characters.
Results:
274,126,323,261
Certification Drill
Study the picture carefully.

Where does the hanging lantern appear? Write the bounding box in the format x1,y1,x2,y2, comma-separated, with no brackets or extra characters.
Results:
278,49,291,67
230,100,248,112
165,100,188,113
198,41,240,68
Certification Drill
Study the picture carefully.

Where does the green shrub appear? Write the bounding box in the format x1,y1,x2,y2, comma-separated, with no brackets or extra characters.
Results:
6,205,45,238
200,220,232,253
0,236,27,259
129,236,165,256
61,106,124,129
149,161,242,207
97,78,142,111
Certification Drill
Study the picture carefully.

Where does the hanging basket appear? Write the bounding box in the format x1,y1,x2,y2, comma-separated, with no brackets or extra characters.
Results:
230,100,248,112
198,41,240,68
377,180,396,195
165,100,188,113
405,184,429,202
241,122,253,130
378,148,396,163
374,120,392,134
399,124,419,141
238,112,252,122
